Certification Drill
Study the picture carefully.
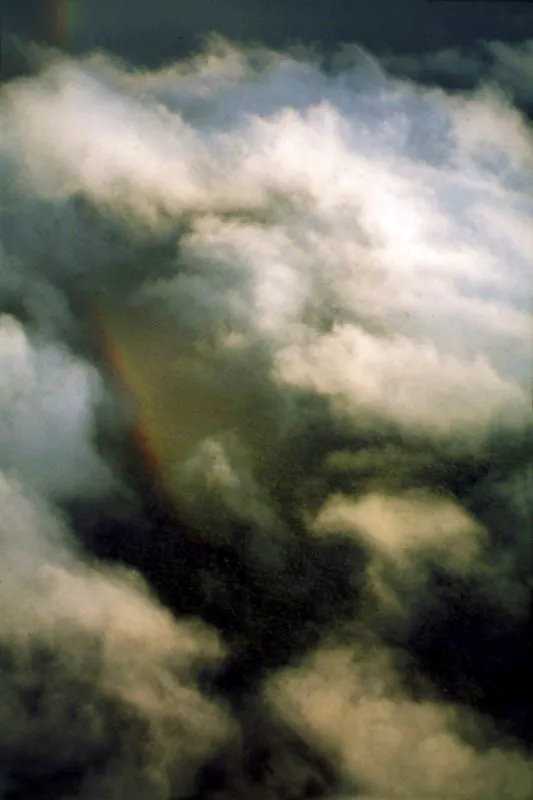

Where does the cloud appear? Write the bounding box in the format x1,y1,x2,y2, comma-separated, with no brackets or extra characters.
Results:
0,314,115,500
386,39,533,112
266,643,533,799
0,38,531,798
0,472,234,799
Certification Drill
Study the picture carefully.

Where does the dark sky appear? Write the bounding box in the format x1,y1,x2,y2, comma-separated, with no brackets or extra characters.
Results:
3,0,533,71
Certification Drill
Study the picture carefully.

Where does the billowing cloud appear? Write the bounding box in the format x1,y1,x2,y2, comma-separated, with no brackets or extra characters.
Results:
0,37,531,799
267,643,533,799
0,473,234,799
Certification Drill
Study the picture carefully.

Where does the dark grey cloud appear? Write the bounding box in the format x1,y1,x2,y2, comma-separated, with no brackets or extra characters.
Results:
385,39,533,116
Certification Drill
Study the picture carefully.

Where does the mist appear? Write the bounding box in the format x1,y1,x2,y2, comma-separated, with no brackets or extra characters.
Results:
0,34,532,799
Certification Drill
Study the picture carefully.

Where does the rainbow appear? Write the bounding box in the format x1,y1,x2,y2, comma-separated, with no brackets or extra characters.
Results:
47,0,79,49
93,302,165,479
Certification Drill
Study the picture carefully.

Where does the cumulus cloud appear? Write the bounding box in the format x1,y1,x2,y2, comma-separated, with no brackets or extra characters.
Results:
0,472,234,799
266,643,533,799
0,36,531,798
0,314,115,500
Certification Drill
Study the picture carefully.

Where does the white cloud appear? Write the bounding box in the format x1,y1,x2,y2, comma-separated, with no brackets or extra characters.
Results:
0,315,114,500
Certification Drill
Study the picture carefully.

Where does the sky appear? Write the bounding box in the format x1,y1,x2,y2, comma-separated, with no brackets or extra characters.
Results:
3,0,533,67
0,4,532,800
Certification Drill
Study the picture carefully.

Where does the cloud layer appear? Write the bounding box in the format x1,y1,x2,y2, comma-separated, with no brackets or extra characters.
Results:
0,37,531,798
